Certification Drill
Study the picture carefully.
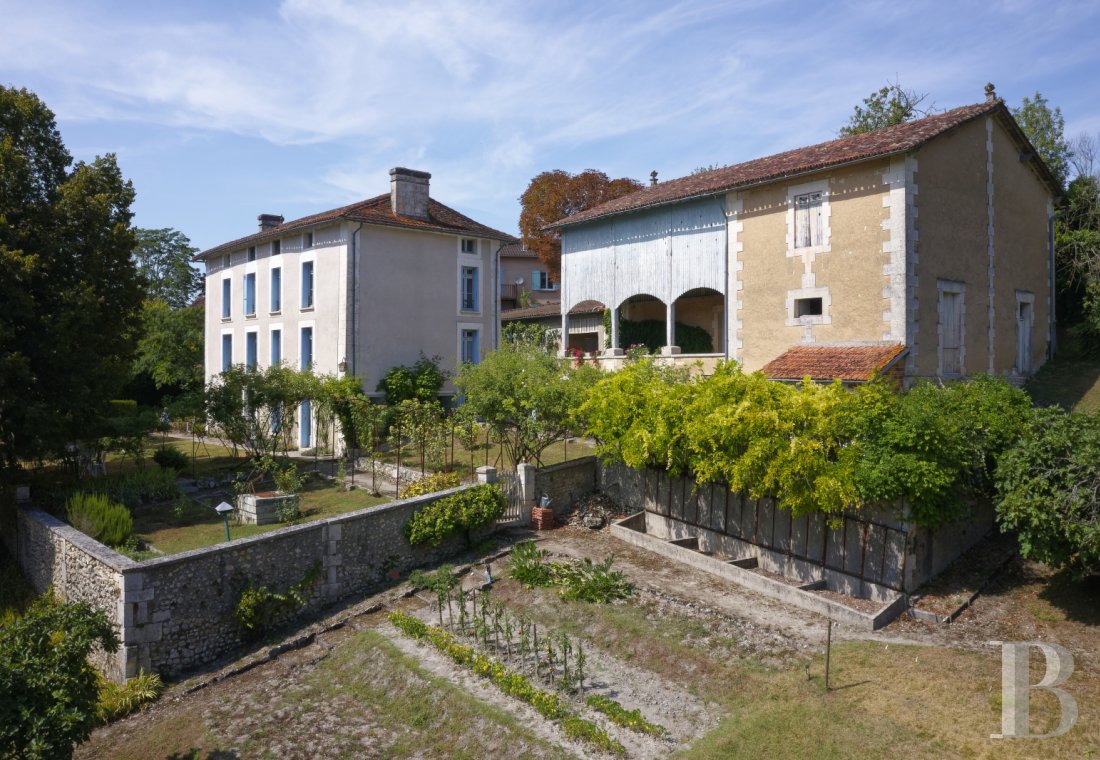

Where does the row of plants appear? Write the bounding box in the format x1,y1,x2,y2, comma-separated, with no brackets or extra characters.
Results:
509,541,634,603
388,610,626,755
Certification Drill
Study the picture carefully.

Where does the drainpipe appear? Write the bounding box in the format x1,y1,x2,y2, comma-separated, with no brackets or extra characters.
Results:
350,222,364,376
494,241,506,350
1048,211,1058,360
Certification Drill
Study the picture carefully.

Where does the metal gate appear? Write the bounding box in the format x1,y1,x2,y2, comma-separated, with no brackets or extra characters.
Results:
496,471,524,525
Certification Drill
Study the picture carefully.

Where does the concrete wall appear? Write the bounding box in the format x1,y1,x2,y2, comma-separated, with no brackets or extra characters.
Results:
15,485,485,681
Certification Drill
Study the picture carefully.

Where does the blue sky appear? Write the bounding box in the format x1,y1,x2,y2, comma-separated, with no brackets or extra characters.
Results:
2,0,1098,251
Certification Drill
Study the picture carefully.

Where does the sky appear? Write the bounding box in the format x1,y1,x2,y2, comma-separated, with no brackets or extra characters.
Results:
2,0,1099,252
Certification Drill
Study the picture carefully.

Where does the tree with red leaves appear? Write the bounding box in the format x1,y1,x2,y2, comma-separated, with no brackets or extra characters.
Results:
518,169,643,276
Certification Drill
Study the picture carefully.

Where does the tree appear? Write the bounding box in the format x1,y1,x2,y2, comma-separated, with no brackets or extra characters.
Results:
839,82,930,136
518,169,643,276
0,86,145,468
0,594,119,760
204,365,320,460
455,335,599,467
995,407,1100,576
133,301,204,394
132,228,202,309
1013,91,1071,189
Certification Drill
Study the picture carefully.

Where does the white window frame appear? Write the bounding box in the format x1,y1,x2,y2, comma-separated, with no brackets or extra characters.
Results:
460,238,477,254
785,180,831,257
243,271,257,317
298,320,315,371
300,255,316,311
785,286,831,327
937,279,966,379
1015,290,1036,376
270,265,282,314
221,275,232,320
458,323,481,365
244,329,258,370
269,324,283,367
457,251,481,315
220,327,234,372
533,270,556,291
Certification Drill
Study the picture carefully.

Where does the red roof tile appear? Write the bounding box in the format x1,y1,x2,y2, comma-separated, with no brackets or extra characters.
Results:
761,344,908,383
501,300,604,321
549,100,1056,229
196,194,516,259
500,242,539,258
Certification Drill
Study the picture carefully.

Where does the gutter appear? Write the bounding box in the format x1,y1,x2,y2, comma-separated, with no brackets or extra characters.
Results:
350,222,364,376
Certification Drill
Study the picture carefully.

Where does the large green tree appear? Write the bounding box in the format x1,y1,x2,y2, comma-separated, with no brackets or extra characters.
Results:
1013,91,1071,189
133,301,204,395
0,86,145,467
133,227,202,309
839,82,929,136
518,169,643,276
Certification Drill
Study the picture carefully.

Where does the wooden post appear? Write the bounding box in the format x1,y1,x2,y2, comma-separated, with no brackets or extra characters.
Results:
824,620,833,692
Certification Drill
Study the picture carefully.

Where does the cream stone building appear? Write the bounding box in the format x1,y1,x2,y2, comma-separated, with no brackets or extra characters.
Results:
553,87,1059,383
197,168,515,449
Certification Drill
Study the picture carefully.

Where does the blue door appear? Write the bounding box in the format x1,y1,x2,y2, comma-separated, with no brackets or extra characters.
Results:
299,400,312,449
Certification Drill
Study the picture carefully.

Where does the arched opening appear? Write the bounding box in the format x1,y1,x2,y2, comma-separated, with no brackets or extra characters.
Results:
671,287,724,354
562,300,607,355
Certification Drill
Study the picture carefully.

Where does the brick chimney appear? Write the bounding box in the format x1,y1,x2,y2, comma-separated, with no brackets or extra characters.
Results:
389,167,431,220
258,213,284,230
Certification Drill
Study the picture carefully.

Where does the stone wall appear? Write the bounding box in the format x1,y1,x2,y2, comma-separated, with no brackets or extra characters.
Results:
533,456,597,517
15,485,481,681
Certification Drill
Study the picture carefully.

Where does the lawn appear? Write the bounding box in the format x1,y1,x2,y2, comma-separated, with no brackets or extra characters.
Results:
1026,355,1100,412
133,477,391,556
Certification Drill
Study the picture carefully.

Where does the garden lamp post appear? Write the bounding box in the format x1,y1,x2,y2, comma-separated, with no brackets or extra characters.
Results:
215,501,234,542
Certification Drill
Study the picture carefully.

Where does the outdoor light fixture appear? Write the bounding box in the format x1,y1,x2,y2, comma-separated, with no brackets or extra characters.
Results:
338,358,348,373
215,501,234,542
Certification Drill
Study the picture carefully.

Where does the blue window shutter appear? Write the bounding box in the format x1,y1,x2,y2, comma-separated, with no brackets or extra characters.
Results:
532,270,541,290
222,279,231,318
244,273,256,315
472,267,479,308
221,334,232,371
271,268,281,312
301,327,312,368
246,333,257,369
300,400,312,448
271,330,281,365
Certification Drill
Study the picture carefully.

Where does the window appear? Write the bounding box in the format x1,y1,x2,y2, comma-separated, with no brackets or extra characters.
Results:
938,281,965,378
533,270,556,291
461,329,479,365
300,326,313,369
794,192,824,248
221,278,231,319
247,246,256,262
272,239,281,255
270,267,282,312
461,266,479,311
301,261,314,309
794,297,823,318
461,238,476,253
245,332,258,369
299,400,312,448
243,273,256,316
221,334,233,371
270,329,282,366
222,254,230,269
303,231,314,249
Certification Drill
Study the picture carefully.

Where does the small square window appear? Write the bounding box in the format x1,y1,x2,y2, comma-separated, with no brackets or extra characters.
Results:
247,246,256,262
795,297,823,318
222,254,230,269
304,231,314,249
461,239,476,254
272,239,281,256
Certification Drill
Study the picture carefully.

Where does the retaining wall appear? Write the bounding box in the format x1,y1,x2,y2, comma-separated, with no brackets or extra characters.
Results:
15,485,479,682
533,456,598,516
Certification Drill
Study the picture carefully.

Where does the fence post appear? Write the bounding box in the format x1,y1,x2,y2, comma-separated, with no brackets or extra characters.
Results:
517,462,536,524
476,465,498,485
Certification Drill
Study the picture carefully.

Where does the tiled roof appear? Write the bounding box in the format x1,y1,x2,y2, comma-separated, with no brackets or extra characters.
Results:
501,300,605,321
196,194,517,259
500,242,539,258
761,344,908,382
550,99,1055,229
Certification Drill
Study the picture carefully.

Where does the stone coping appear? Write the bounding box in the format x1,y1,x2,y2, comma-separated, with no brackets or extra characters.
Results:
22,508,137,571
533,455,597,475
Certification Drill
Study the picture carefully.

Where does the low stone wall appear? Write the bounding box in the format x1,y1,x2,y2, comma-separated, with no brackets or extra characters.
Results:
15,485,481,681
533,456,597,516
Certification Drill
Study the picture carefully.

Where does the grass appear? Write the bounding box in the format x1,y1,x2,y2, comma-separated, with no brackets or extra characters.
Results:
132,478,391,556
378,434,594,480
1025,355,1100,412
77,629,571,760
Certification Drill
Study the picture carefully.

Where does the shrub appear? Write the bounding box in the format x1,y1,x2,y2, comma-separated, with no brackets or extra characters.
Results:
585,694,667,736
85,468,181,509
554,556,633,604
995,407,1100,576
404,484,505,547
401,471,461,498
96,670,162,723
67,492,132,547
275,498,302,523
152,446,188,472
509,540,555,587
0,594,119,759
233,561,321,641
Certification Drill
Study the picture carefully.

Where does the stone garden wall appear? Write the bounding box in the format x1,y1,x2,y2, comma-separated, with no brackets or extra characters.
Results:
14,485,481,682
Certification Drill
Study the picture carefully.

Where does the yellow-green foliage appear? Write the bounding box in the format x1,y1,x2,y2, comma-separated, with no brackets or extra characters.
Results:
401,471,461,498
404,484,505,547
66,492,133,547
96,670,162,723
582,359,1034,527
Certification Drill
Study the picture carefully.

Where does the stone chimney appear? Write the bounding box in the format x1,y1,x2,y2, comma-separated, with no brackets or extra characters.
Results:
389,167,431,219
984,82,997,103
258,213,284,230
